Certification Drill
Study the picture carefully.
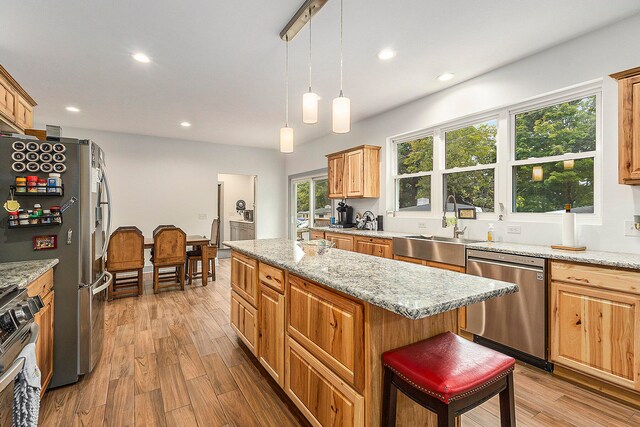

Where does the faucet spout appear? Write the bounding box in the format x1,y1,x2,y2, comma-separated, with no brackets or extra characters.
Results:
443,194,463,238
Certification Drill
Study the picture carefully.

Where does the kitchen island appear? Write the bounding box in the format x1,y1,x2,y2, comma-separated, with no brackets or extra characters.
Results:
224,238,517,427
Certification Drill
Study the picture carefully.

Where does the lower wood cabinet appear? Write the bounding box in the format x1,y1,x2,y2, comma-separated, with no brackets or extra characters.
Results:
353,236,392,259
324,232,354,251
393,254,425,265
230,290,258,355
310,230,325,241
258,283,285,386
287,275,364,391
285,337,364,427
231,251,258,307
26,269,54,395
551,280,640,390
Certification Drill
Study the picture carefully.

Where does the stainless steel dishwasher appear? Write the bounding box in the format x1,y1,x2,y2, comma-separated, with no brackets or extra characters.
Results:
465,249,552,371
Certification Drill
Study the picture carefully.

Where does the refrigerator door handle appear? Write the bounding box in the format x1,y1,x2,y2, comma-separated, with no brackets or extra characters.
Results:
92,271,112,296
100,164,113,259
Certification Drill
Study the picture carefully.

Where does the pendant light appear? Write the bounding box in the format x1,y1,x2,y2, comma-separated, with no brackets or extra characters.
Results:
332,0,351,133
280,36,294,153
303,7,318,124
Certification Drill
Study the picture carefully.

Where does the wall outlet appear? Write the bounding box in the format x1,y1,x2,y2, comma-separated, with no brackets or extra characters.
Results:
198,213,208,220
418,222,427,229
507,225,522,234
624,221,640,237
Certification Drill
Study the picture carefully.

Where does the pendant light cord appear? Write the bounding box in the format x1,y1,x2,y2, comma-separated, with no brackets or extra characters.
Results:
339,0,344,96
285,35,289,127
308,8,312,91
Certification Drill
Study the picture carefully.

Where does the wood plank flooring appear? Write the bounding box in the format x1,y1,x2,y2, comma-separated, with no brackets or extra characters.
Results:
39,259,640,426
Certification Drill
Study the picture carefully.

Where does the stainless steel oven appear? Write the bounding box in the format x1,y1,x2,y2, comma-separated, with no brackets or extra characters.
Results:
465,249,552,371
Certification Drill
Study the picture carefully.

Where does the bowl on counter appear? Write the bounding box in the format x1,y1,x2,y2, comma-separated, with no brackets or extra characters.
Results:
297,239,335,256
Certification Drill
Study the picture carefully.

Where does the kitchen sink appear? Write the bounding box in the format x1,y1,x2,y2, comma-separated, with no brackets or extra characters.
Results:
393,235,482,267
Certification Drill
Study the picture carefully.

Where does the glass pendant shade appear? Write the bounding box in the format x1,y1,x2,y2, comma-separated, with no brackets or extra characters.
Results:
332,95,351,133
303,91,319,124
280,126,294,153
532,166,544,182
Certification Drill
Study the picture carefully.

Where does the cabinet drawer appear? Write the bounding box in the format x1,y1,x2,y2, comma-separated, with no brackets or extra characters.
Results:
231,251,258,307
353,236,392,259
230,291,258,355
259,262,285,293
551,261,640,295
310,230,325,241
287,275,364,391
324,232,354,252
26,269,54,298
285,337,364,427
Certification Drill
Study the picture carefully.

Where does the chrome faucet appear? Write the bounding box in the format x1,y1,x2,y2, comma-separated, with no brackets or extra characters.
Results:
443,194,467,238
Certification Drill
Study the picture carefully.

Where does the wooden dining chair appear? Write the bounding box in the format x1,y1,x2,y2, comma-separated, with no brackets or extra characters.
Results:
151,226,187,293
186,219,220,285
106,226,145,300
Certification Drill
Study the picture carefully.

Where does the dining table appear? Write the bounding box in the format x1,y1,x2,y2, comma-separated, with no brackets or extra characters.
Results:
144,234,210,286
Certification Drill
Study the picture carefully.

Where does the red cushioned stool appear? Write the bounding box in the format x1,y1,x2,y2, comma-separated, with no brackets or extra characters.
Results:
382,332,516,427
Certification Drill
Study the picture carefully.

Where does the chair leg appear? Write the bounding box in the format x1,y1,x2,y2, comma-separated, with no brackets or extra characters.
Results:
137,268,143,296
180,264,185,291
499,372,516,427
153,266,159,294
211,258,216,281
107,272,114,301
436,403,456,427
382,367,398,427
188,260,193,285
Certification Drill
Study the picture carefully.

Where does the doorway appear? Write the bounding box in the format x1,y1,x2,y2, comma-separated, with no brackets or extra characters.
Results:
217,173,257,243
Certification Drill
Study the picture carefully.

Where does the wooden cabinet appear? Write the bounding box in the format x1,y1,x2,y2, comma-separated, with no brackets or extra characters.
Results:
287,275,364,391
328,154,346,198
551,261,640,391
26,269,54,395
231,290,258,355
326,145,380,199
258,284,285,386
324,232,354,251
310,230,325,241
611,66,640,185
0,64,36,133
393,254,425,265
353,236,392,259
258,262,285,293
231,251,258,307
285,337,364,427
230,220,255,241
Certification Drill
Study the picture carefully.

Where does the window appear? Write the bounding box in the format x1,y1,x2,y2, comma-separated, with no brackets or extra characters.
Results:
443,119,497,212
512,95,597,213
393,136,433,211
291,175,331,240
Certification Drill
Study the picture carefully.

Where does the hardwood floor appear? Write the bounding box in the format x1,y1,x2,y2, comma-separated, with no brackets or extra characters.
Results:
40,259,640,426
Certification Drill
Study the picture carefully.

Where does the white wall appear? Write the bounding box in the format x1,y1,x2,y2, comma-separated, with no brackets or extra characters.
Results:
286,14,640,254
55,127,287,264
218,173,255,241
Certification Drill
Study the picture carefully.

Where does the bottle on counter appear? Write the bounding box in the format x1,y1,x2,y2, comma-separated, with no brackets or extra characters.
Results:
487,223,495,242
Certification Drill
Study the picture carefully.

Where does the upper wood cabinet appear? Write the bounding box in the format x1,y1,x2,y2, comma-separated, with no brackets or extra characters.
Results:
611,66,640,185
0,64,36,133
326,145,380,199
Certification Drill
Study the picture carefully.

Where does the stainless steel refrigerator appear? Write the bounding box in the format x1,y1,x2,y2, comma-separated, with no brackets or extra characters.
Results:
0,135,112,388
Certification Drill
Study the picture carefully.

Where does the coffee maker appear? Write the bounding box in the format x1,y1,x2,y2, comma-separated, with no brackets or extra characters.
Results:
335,201,354,228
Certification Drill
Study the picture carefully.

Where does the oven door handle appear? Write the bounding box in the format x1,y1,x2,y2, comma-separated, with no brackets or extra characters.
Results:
0,323,40,391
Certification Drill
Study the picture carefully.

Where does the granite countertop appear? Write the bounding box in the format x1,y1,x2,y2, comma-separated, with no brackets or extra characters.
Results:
310,226,410,240
224,239,517,320
0,259,59,289
467,242,640,270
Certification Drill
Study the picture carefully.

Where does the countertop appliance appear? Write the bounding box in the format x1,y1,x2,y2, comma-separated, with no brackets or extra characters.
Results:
336,201,354,228
465,249,551,371
0,135,112,387
0,287,43,425
243,209,254,222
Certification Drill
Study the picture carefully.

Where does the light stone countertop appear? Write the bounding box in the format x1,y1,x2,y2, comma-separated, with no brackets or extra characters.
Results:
223,239,517,320
467,242,640,270
309,226,410,239
0,259,59,289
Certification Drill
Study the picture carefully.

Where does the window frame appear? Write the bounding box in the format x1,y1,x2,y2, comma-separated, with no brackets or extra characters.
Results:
507,86,601,221
289,173,331,240
391,132,435,213
387,80,602,223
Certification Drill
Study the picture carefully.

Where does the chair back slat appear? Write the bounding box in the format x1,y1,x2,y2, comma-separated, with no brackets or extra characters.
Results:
107,226,144,271
153,227,187,266
210,219,220,248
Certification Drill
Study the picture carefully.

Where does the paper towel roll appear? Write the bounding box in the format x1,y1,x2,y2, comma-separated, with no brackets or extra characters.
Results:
562,212,576,247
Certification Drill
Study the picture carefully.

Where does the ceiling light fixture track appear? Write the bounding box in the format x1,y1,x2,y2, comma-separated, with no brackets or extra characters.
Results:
280,0,328,41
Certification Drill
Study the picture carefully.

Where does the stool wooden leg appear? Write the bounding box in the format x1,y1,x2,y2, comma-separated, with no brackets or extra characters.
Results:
107,272,114,301
436,403,455,427
382,367,398,427
137,268,143,296
499,372,516,427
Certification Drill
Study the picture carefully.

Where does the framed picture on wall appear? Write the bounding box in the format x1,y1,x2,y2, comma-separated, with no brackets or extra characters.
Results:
33,235,57,251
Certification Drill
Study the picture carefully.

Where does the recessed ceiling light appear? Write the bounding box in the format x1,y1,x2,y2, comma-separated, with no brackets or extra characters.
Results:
437,72,455,81
378,49,396,60
65,106,80,112
132,52,150,63
180,122,192,127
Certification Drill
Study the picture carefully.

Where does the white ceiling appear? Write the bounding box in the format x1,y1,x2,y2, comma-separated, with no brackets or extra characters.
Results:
1,1,639,149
